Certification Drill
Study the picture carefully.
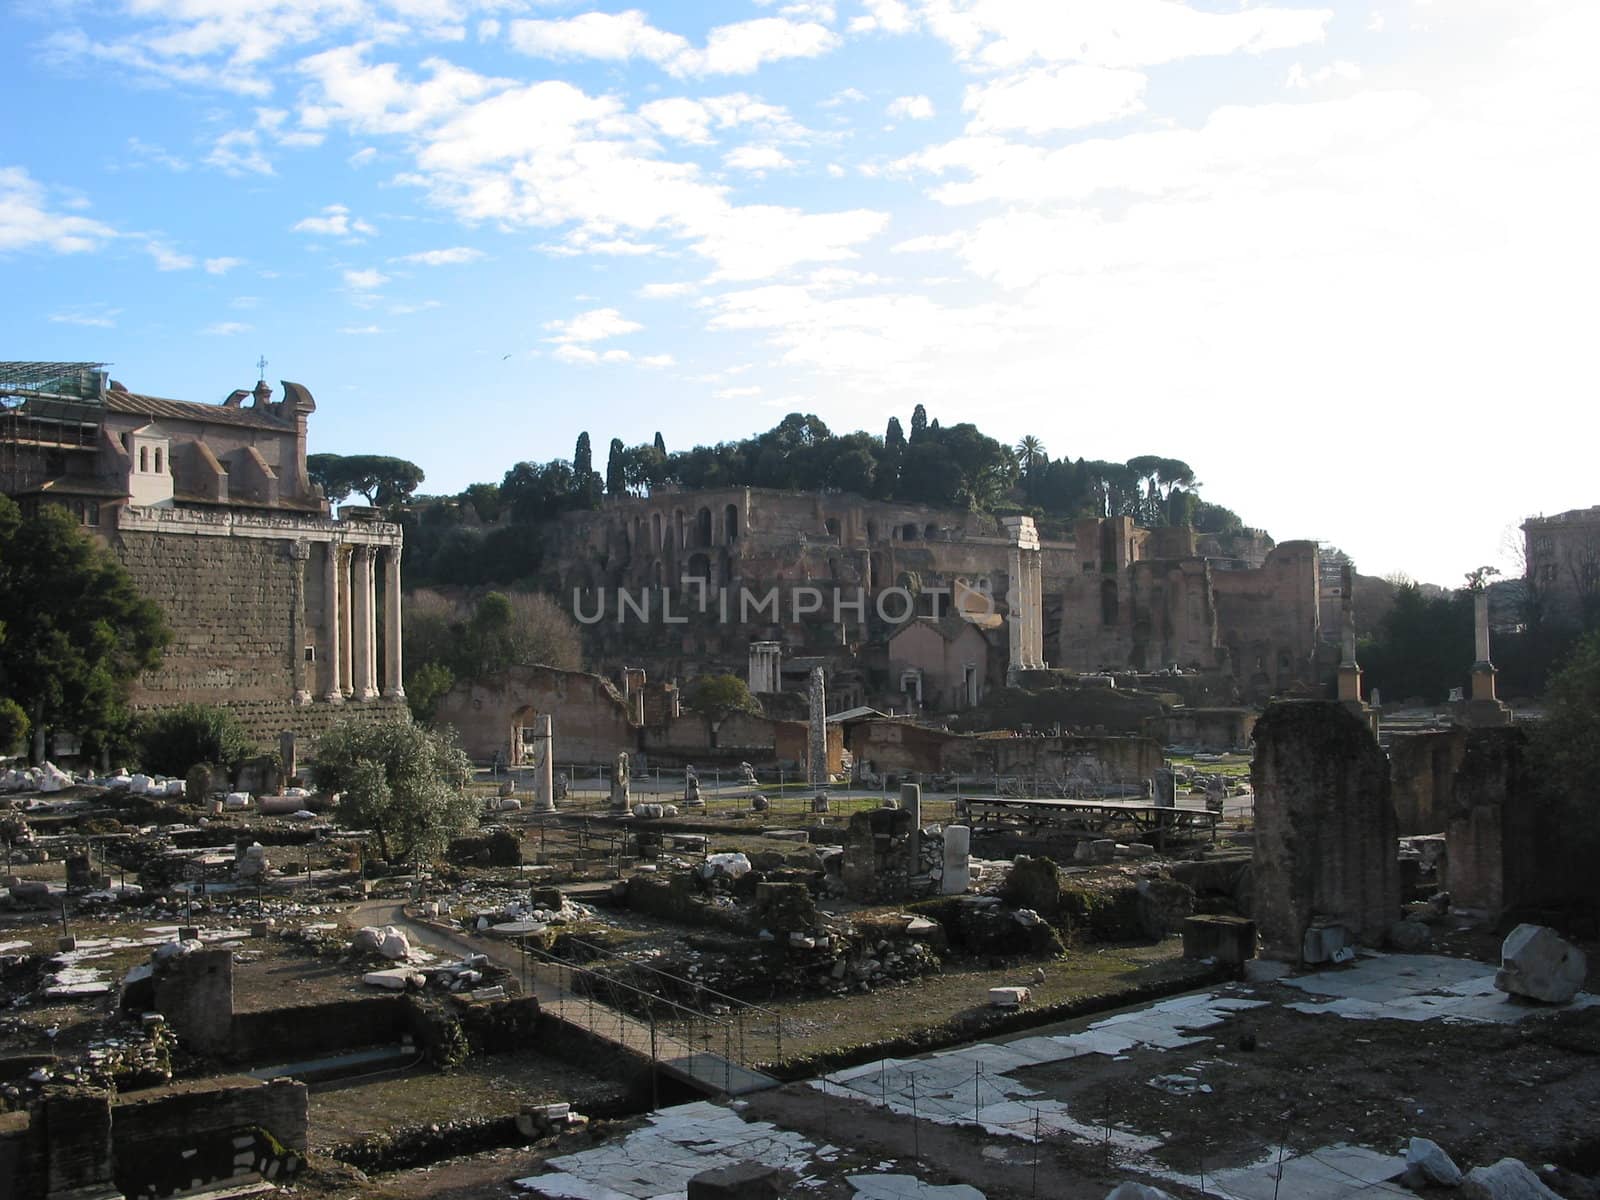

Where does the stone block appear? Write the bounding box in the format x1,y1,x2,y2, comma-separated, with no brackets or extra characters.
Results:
1462,1158,1564,1199
1494,923,1586,1004
1386,919,1433,953
1075,839,1116,865
989,986,1030,1008
1405,1137,1463,1188
1181,915,1257,964
687,1161,794,1200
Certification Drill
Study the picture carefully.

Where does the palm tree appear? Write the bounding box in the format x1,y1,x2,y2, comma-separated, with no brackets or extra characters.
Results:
1015,435,1047,475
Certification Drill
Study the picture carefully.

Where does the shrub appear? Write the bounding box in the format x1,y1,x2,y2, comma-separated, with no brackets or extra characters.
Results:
137,704,255,778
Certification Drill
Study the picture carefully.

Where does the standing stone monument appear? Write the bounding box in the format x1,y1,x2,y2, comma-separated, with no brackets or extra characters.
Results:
1251,700,1399,962
610,751,632,815
279,731,297,782
1464,573,1513,727
807,667,828,787
531,714,556,813
684,765,703,809
1001,516,1046,681
942,824,972,894
900,782,922,874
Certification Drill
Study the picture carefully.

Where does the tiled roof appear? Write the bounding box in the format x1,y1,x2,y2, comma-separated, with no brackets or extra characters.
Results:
105,391,294,431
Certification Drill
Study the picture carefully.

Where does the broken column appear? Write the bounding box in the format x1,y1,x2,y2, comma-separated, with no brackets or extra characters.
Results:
1251,700,1399,962
152,946,235,1056
609,752,632,815
900,782,922,876
941,824,971,894
807,667,828,787
531,714,555,813
747,641,782,694
279,731,297,782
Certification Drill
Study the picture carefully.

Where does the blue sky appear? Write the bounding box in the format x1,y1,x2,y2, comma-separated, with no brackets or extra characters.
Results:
3,0,1595,586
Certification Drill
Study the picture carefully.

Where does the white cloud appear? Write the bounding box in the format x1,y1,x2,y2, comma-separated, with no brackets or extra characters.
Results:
204,256,245,274
639,281,696,299
509,12,839,77
298,45,502,136
202,321,252,336
724,145,796,173
339,324,386,334
544,307,642,344
343,267,389,289
348,146,378,167
639,94,805,144
395,246,484,265
554,344,635,365
821,86,866,107
1286,60,1363,90
49,305,122,328
147,242,196,271
0,169,117,254
919,0,1332,70
639,353,676,368
850,0,914,35
206,129,275,176
962,65,1145,134
716,385,763,398
887,94,935,120
293,203,377,237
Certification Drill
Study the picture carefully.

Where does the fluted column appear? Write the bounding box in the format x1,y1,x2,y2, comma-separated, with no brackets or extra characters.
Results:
353,545,378,701
383,545,405,699
323,541,344,703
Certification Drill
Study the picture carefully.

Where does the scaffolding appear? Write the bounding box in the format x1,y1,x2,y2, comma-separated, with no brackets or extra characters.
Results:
0,362,109,496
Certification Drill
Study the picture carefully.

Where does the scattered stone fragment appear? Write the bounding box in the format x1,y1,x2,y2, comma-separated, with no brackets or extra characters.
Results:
1494,924,1586,1004
1404,1137,1463,1188
1461,1158,1565,1199
989,986,1030,1008
1387,919,1434,953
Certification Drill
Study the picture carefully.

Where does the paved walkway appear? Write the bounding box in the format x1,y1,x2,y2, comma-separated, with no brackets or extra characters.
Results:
345,899,778,1096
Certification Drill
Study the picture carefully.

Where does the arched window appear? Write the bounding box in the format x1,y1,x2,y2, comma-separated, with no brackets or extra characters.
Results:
924,523,938,540
825,518,840,539
902,523,918,541
651,512,662,551
139,446,149,472
155,447,164,473
724,504,739,542
696,507,713,547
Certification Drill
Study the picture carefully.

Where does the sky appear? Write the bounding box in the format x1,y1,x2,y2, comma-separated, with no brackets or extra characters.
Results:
3,0,1596,587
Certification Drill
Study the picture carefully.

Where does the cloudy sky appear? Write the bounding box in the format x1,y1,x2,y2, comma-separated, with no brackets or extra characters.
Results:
3,0,1595,585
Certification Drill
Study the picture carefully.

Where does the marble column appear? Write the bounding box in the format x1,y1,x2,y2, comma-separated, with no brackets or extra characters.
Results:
323,541,344,703
532,714,555,812
383,545,405,699
353,545,378,701
807,667,828,787
1006,545,1026,674
339,547,354,700
290,541,311,705
1028,551,1044,667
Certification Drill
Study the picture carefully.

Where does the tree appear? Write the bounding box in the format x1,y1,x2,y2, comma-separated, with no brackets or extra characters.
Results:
307,453,426,507
461,482,503,524
137,703,255,778
0,497,169,761
653,431,667,457
909,404,929,444
445,590,583,681
1530,630,1600,863
1015,435,1047,476
315,718,476,863
0,698,28,757
684,674,761,720
605,437,627,496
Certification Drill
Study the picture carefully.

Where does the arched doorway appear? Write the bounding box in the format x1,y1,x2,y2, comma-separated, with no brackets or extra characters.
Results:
508,706,545,767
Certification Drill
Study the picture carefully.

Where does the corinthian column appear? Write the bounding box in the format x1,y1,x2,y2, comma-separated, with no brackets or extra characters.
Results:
290,540,311,705
339,547,355,699
353,545,378,701
383,545,405,699
323,541,344,703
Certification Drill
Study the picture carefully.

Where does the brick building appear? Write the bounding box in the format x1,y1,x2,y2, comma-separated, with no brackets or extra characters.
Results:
1,362,406,745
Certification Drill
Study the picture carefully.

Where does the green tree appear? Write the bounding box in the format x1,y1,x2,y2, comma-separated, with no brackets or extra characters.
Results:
0,497,169,761
404,661,455,724
684,673,761,720
605,437,627,496
451,591,583,680
315,718,476,863
909,404,929,444
0,698,28,757
653,431,667,457
136,703,256,778
461,482,502,524
1015,434,1047,476
307,453,426,508
1359,583,1474,702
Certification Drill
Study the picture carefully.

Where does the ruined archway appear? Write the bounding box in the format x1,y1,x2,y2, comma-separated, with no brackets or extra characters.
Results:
508,706,543,767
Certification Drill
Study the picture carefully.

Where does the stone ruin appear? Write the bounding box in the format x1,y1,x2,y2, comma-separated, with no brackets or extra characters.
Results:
1251,699,1399,963
836,784,970,903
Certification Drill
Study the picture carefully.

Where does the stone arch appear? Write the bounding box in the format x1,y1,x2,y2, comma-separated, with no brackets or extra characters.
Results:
508,705,542,766
696,506,713,547
901,523,918,541
924,523,938,540
724,503,739,543
687,551,712,586
825,517,841,539
866,519,878,542
674,509,686,550
651,511,663,551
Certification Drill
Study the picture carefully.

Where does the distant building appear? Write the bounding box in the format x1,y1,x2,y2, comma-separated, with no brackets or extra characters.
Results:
1523,506,1600,627
0,362,405,744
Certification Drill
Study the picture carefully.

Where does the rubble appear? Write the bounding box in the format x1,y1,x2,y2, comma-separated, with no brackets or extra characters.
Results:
1404,1137,1464,1188
1462,1159,1565,1199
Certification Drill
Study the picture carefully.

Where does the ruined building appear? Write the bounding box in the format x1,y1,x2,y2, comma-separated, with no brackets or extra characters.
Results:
542,488,1325,707
1523,506,1600,627
0,362,406,743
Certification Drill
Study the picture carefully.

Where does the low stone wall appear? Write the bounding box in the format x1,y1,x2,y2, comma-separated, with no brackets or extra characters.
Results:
229,995,413,1063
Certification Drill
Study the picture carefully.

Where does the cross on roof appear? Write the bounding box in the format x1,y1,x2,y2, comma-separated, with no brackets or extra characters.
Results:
256,354,268,380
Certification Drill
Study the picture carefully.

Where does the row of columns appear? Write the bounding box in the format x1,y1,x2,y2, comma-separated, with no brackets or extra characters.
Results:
310,542,403,705
1002,516,1046,674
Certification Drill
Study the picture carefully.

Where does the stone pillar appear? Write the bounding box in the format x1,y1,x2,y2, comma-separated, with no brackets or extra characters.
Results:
1002,515,1043,675
338,546,354,700
532,714,555,813
279,731,297,782
941,824,971,894
290,540,311,705
748,641,781,694
900,782,922,876
807,667,828,787
1251,700,1399,962
322,541,344,704
1466,588,1511,725
352,546,378,701
1006,545,1026,676
383,545,405,699
1028,550,1045,666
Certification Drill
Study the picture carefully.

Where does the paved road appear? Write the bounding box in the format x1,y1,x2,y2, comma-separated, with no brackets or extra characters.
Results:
344,898,777,1096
